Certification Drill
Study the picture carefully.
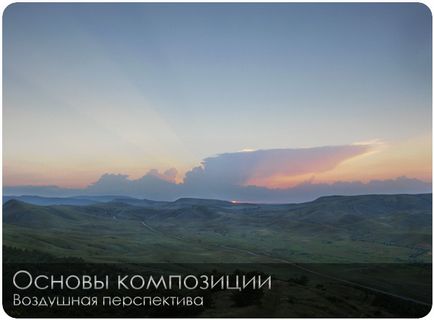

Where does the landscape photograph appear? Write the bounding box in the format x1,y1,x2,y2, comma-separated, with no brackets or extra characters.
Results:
2,3,432,318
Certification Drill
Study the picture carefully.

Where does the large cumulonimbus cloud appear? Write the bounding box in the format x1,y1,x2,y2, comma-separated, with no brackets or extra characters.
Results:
3,144,431,202
183,144,371,188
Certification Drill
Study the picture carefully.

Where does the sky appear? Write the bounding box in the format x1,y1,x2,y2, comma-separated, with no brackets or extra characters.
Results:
3,3,432,201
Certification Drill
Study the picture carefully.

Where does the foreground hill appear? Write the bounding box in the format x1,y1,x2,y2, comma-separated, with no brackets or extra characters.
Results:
3,194,432,316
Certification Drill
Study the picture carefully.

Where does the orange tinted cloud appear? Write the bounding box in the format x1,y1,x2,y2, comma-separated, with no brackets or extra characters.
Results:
184,144,372,188
253,136,431,188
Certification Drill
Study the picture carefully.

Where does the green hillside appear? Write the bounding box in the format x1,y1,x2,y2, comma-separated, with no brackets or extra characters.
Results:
3,194,432,317
3,194,431,263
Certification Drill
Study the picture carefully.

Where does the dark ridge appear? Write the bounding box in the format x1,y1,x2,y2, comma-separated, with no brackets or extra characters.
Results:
313,193,432,202
3,199,27,208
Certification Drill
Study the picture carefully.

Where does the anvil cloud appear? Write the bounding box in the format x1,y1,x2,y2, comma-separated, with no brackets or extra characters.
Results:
4,145,431,203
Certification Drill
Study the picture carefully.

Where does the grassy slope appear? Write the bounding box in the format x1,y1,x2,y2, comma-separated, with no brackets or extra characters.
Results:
3,194,431,263
3,195,432,316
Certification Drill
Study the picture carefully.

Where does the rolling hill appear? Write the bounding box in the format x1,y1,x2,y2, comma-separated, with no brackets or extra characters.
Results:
3,193,432,317
3,193,431,263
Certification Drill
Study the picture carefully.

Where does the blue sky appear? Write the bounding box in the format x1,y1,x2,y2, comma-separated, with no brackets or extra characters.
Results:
3,3,432,194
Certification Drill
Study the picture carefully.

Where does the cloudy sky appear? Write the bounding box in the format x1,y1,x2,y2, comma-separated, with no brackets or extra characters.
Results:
3,3,432,201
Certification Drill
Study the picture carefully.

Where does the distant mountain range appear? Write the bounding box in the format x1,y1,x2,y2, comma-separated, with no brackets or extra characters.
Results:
2,195,234,207
4,175,431,203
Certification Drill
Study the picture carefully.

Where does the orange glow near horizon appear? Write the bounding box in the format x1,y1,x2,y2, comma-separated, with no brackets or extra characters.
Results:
244,136,432,188
3,136,432,190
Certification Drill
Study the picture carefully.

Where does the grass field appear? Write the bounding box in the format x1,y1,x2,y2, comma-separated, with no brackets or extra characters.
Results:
2,194,432,317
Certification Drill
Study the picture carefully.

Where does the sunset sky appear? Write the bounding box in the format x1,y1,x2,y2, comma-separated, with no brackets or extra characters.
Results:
3,3,432,195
